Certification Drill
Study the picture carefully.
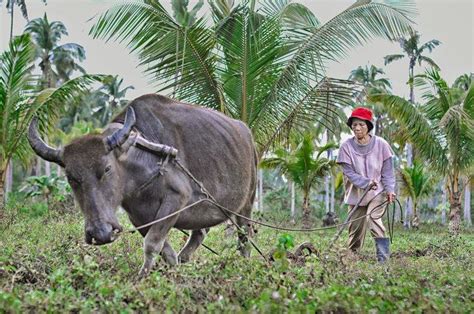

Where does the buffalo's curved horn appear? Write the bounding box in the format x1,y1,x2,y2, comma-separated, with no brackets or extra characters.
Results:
28,117,65,167
104,107,136,151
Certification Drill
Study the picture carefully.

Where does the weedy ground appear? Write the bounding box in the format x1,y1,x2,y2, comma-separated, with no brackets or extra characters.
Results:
0,201,473,313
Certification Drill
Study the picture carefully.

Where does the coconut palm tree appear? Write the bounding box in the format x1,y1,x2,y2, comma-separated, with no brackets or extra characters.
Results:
370,69,474,234
90,0,415,156
348,64,392,136
399,160,435,227
349,65,392,96
453,73,473,226
383,30,440,227
384,30,441,107
2,0,47,39
24,13,86,89
0,34,103,209
260,133,337,227
94,75,135,126
57,75,135,132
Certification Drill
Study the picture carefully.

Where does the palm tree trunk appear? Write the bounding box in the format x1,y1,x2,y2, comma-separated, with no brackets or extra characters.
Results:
404,198,412,229
0,168,5,210
330,175,335,214
45,136,51,177
404,62,415,228
302,190,311,228
448,174,462,234
324,175,330,213
448,192,462,233
395,183,401,222
441,180,447,225
9,2,14,40
464,179,472,226
407,63,415,166
5,161,13,203
290,181,295,222
45,161,51,177
258,169,263,211
35,156,43,176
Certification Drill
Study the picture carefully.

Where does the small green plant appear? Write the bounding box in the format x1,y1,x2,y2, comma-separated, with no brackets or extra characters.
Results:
19,201,49,218
272,234,295,272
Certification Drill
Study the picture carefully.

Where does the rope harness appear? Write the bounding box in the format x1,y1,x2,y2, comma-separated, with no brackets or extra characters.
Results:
117,143,403,260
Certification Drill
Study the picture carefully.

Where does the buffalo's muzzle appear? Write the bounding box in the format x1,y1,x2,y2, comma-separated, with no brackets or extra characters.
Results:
85,223,121,245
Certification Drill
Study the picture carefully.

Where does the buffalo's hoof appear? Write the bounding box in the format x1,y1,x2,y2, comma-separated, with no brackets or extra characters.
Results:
136,267,151,281
177,254,190,264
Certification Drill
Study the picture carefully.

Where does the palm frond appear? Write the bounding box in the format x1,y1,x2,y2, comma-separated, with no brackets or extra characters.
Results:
90,1,224,109
399,167,416,199
216,3,283,121
453,73,473,91
256,78,359,155
0,34,37,163
418,39,441,53
31,74,107,129
316,141,339,159
254,0,415,149
417,55,439,70
384,53,404,65
369,93,448,173
260,0,320,46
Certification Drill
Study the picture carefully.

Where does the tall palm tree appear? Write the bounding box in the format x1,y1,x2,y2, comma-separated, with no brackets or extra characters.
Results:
370,69,474,234
25,14,85,89
90,0,416,156
399,160,435,227
349,65,392,96
0,34,103,208
453,73,473,226
2,0,47,39
384,30,440,227
349,64,392,136
94,75,134,126
260,133,337,227
384,30,441,108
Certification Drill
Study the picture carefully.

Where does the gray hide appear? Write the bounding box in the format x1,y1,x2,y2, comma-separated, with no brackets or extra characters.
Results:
28,94,257,277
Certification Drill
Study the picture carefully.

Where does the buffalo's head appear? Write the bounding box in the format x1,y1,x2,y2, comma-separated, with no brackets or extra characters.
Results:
27,108,137,245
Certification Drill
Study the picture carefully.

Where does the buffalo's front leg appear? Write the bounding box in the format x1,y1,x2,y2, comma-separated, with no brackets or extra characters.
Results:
236,204,253,257
138,193,187,278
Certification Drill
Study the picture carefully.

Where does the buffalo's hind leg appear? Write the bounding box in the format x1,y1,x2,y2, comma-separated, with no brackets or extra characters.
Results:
177,228,207,263
236,205,253,258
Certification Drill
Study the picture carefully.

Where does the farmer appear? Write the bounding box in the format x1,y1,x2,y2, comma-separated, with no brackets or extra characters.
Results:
337,107,396,262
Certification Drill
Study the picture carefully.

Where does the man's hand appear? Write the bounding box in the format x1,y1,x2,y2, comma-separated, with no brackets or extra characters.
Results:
387,192,396,203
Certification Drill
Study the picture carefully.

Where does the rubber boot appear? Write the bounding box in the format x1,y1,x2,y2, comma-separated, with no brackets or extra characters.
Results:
375,237,390,263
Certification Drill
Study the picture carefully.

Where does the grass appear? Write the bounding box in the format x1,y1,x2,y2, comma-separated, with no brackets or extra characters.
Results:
0,202,473,312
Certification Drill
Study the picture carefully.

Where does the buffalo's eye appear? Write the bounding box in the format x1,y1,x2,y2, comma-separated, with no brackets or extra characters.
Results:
104,165,112,174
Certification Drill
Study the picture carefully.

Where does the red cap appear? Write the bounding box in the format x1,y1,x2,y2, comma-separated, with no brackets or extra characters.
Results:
347,107,374,131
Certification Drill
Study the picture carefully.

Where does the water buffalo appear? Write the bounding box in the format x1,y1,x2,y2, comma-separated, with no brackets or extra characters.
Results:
28,94,257,277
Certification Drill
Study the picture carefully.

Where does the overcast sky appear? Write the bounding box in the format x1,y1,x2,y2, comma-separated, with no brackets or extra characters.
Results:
1,0,473,101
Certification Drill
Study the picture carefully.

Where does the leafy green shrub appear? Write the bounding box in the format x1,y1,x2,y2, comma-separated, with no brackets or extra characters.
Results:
19,174,74,211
